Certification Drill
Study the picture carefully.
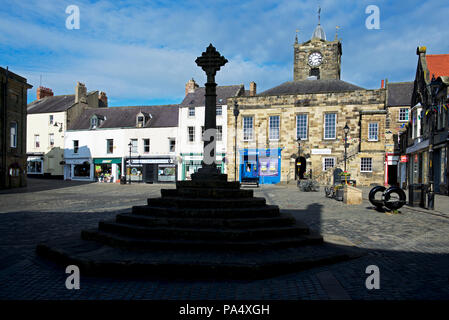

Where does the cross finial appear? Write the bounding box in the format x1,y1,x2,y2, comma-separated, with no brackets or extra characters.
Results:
195,44,228,82
295,29,299,44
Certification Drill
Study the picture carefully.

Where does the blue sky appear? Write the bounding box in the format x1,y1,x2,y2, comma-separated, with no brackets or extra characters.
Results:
1,0,448,106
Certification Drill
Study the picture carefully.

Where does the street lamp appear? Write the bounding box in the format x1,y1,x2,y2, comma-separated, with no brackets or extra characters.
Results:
426,75,440,210
296,136,301,180
233,101,240,181
128,141,132,185
344,123,350,173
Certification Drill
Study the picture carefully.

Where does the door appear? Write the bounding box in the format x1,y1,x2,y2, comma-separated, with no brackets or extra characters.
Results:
434,149,441,193
388,165,398,186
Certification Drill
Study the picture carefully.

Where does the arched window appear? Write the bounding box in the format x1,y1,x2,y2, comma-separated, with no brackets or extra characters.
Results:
10,122,17,148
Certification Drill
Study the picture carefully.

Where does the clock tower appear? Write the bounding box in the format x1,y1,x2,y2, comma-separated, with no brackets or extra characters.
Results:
293,15,342,81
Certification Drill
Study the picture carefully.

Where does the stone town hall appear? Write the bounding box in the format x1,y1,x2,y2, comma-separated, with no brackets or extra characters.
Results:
226,19,411,186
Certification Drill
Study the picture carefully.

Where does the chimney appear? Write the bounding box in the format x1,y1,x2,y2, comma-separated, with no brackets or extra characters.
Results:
75,82,87,104
249,81,257,97
36,86,53,100
98,91,108,107
185,78,199,96
381,79,384,88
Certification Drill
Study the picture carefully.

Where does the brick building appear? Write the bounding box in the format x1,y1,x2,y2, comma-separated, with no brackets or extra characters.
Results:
0,67,33,189
226,22,402,186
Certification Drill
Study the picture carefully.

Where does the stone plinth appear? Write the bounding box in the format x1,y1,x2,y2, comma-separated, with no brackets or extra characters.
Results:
343,185,363,205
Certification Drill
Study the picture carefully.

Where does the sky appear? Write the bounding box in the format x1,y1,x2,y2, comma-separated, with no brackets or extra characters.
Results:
1,0,449,106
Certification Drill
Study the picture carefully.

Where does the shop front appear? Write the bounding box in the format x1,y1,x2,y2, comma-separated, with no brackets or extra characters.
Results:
181,153,225,181
240,148,282,185
65,158,93,181
93,158,122,183
27,154,44,176
126,157,177,183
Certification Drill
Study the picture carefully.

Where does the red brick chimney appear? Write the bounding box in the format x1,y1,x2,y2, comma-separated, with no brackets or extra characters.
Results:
249,81,257,96
37,86,53,100
99,91,108,107
185,78,199,96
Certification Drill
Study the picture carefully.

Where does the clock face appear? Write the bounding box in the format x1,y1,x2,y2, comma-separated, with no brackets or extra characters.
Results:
308,52,323,67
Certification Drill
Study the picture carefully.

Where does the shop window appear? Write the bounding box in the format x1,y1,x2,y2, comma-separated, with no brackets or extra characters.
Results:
322,157,335,171
74,163,90,177
169,139,176,152
10,122,17,148
143,139,150,153
361,157,373,172
73,140,79,153
107,139,114,154
27,160,43,174
368,122,378,141
324,113,336,139
188,126,195,142
296,114,308,140
34,134,40,148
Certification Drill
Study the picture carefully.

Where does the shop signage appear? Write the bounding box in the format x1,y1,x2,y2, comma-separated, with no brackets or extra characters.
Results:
400,155,408,163
65,158,90,165
311,148,331,155
127,159,173,165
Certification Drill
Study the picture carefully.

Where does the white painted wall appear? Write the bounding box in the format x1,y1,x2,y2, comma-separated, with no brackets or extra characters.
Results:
177,104,228,179
26,111,67,175
64,126,178,180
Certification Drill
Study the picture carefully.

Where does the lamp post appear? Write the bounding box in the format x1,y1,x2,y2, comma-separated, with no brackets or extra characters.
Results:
296,136,301,180
427,75,439,210
344,123,350,173
128,141,132,185
233,101,240,181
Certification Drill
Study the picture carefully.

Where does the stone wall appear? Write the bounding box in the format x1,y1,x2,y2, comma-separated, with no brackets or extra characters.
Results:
227,89,387,186
294,39,341,81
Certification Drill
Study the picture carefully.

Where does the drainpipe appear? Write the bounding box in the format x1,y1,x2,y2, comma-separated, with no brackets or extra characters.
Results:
2,67,9,187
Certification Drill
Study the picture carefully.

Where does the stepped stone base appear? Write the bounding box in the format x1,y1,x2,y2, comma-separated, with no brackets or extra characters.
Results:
36,175,364,279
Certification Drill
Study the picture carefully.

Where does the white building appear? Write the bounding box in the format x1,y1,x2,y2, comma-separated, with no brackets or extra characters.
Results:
26,82,107,178
177,79,250,180
64,105,179,183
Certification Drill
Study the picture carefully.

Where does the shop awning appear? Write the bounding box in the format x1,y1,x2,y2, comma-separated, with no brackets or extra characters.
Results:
94,158,122,164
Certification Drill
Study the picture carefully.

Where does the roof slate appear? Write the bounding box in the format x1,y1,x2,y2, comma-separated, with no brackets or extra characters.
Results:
180,85,243,107
257,79,364,96
386,82,414,107
68,105,179,130
27,95,75,114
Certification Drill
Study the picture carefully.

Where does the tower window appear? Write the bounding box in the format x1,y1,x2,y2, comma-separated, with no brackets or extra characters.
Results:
310,68,320,79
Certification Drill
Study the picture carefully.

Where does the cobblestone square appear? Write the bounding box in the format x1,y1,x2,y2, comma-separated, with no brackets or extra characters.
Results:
0,178,448,300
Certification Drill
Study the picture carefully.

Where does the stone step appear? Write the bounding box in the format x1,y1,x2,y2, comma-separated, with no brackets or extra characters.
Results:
132,205,281,218
160,188,254,199
147,197,266,208
81,228,322,251
97,220,310,240
176,180,240,189
36,235,362,279
116,213,296,229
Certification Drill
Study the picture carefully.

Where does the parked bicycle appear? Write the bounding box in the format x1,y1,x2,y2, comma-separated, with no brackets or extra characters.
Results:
297,179,320,192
